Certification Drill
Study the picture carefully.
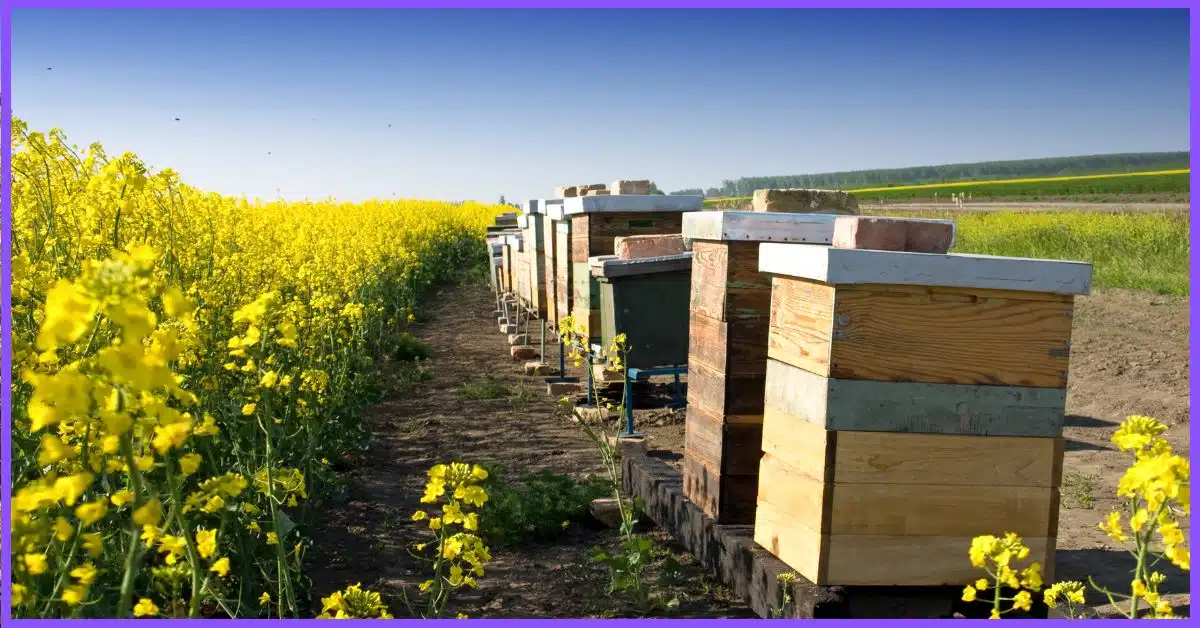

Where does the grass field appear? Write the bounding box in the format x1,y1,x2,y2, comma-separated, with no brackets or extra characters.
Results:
702,170,1191,207
880,209,1190,296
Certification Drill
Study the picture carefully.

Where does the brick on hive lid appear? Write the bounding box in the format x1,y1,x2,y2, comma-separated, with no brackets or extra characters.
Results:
556,185,579,198
610,179,652,195
579,183,608,194
751,188,860,215
614,234,687,260
832,216,956,254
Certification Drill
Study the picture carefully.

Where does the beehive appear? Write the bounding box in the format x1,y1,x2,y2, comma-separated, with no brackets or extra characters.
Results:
564,195,703,343
590,252,693,370
680,211,841,524
541,200,564,328
522,200,550,317
513,218,532,307
753,242,1093,586
545,202,573,331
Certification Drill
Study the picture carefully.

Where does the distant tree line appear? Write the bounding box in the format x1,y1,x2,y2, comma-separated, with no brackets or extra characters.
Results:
669,152,1190,197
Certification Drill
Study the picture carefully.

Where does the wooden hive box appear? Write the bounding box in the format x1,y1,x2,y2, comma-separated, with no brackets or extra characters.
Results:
590,252,694,370
545,202,572,332
522,200,550,317
752,242,1093,587
564,194,703,343
487,239,504,294
513,220,532,307
541,200,564,329
680,211,841,524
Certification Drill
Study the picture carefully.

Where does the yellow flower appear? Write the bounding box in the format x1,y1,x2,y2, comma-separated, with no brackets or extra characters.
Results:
260,370,279,388
196,528,218,559
81,533,104,556
134,598,160,617
179,452,202,475
53,517,75,541
24,553,49,575
259,592,272,605
38,434,77,466
242,403,257,416
70,562,99,585
961,585,977,602
1012,590,1033,612
62,585,88,606
133,498,163,526
412,510,428,521
974,578,989,591
110,489,135,507
75,500,108,526
210,557,231,577
266,532,279,545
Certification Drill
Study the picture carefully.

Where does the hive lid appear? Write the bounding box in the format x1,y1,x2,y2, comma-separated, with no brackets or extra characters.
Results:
682,211,838,243
563,194,704,215
523,199,545,215
546,202,568,221
758,242,1093,296
590,252,694,278
517,214,529,228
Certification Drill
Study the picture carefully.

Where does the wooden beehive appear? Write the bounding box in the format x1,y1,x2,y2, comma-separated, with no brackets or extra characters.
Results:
565,194,703,343
513,220,531,307
546,202,573,331
753,242,1093,587
522,200,549,317
680,211,841,524
590,252,693,370
542,200,563,327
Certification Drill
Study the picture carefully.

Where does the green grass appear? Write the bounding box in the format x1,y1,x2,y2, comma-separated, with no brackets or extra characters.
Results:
882,210,1190,296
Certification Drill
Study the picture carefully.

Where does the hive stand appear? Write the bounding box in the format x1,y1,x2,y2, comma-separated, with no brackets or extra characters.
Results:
680,211,841,525
564,195,703,345
753,242,1092,587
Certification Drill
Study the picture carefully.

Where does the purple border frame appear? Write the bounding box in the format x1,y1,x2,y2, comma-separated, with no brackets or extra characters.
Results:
0,2,1195,624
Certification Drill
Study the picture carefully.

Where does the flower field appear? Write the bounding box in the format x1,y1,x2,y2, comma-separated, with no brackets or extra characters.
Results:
8,119,507,618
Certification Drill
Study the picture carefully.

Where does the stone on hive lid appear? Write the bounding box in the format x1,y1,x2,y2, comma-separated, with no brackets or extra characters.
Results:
610,179,652,195
556,185,579,198
751,188,860,214
832,216,956,254
615,234,687,260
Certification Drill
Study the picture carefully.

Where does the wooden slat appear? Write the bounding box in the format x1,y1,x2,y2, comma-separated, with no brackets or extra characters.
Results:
689,241,728,321
555,226,571,326
762,357,1067,437
683,455,758,524
754,498,1057,586
544,219,559,324
725,242,772,322
684,404,763,476
834,430,1065,488
570,215,590,262
760,407,831,483
685,359,766,416
767,277,1075,388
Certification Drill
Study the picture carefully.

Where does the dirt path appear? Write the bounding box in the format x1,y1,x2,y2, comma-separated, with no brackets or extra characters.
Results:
305,281,751,618
308,282,1190,618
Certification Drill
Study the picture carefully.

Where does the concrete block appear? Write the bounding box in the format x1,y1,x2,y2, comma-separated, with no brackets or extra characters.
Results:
610,179,652,195
751,188,860,215
511,345,538,361
523,362,552,376
548,381,584,396
832,216,955,254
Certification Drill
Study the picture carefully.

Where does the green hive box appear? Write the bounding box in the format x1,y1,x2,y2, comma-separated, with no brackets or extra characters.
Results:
591,252,693,370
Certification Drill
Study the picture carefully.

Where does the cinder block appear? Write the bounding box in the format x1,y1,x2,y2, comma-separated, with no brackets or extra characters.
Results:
557,185,579,198
511,345,538,360
548,381,584,396
500,324,517,335
523,362,552,376
832,216,955,254
508,333,529,346
614,234,687,260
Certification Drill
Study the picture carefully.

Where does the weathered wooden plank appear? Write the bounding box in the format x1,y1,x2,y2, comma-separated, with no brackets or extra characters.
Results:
591,252,693,278
543,218,559,325
555,222,572,327
760,407,832,483
564,194,703,214
759,242,1094,296
684,404,763,476
763,358,1067,437
682,455,758,525
689,242,729,321
685,359,766,416
682,211,839,244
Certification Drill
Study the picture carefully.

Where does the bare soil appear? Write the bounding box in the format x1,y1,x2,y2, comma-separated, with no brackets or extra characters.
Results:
308,282,1190,618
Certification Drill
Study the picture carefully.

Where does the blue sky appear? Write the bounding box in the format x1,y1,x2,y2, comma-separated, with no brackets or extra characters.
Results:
10,8,1190,204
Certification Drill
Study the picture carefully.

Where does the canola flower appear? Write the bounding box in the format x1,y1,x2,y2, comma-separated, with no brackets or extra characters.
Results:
964,415,1189,619
9,119,506,618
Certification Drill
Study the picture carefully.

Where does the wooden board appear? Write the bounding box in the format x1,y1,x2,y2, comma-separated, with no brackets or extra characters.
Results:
555,222,572,328
683,404,763,476
767,277,1076,389
687,313,771,378
761,405,1064,487
685,358,767,417
683,210,839,243
754,499,1057,586
763,358,1068,437
758,242,1093,296
757,454,1058,538
544,218,559,325
682,455,758,524
690,241,772,323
